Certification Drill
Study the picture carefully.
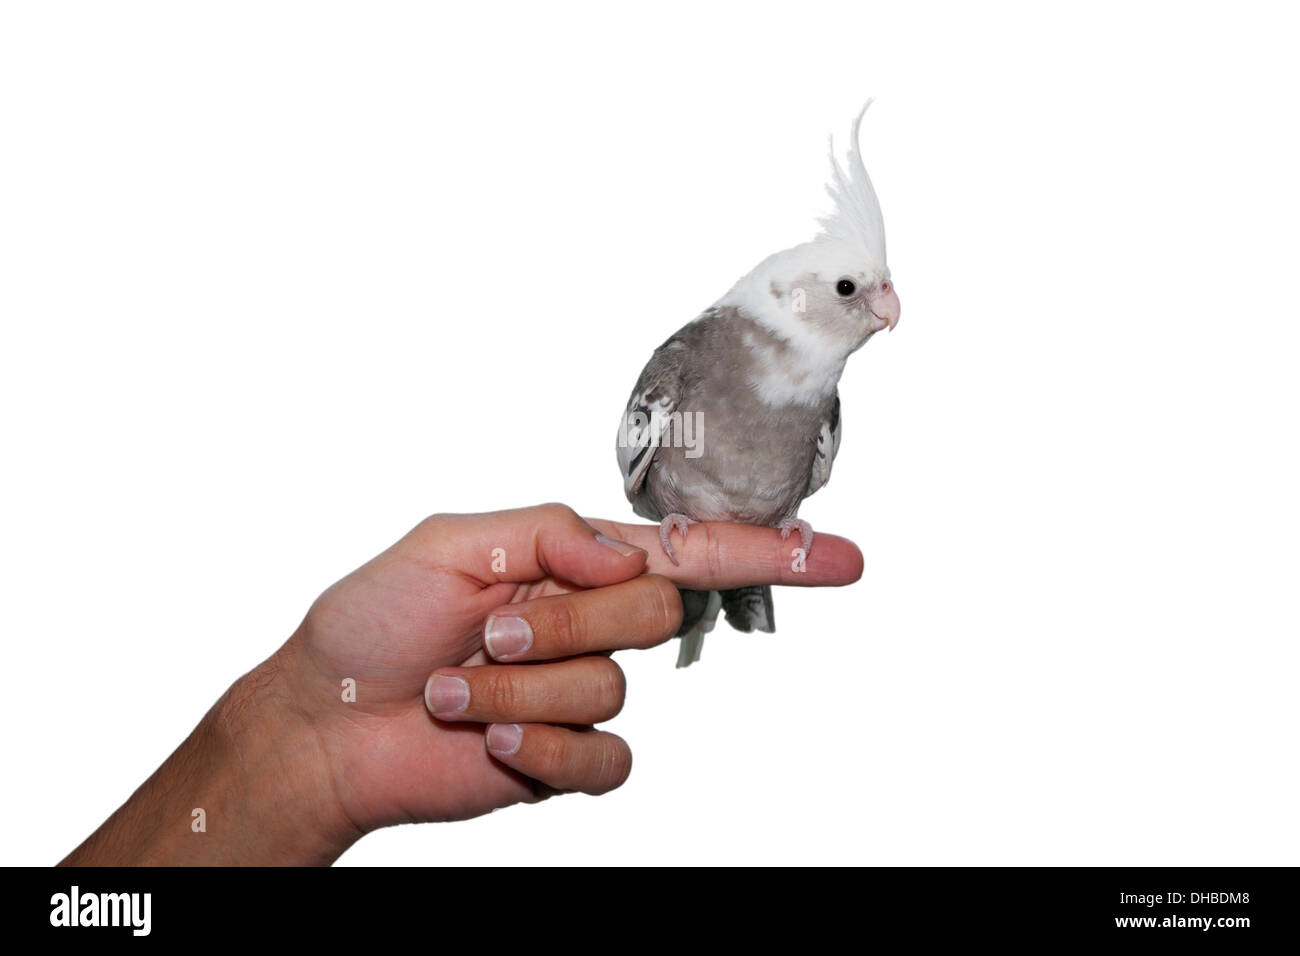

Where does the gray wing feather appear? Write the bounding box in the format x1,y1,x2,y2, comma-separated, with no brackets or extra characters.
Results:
616,341,685,502
806,392,842,497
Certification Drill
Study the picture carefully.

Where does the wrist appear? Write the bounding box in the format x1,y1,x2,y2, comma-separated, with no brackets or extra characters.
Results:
62,645,362,866
212,647,363,865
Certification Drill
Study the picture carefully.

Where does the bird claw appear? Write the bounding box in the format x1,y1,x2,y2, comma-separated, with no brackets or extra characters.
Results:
658,513,697,566
778,518,814,556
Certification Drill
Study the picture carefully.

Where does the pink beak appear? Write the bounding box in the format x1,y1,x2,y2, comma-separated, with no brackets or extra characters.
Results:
869,279,901,332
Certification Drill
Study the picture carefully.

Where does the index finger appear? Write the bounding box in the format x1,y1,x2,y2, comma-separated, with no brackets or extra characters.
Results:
585,519,864,591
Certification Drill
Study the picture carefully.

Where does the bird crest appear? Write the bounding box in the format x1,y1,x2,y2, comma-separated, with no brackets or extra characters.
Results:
815,99,888,271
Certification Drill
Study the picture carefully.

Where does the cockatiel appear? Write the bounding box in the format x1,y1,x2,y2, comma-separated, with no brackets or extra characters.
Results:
616,101,900,667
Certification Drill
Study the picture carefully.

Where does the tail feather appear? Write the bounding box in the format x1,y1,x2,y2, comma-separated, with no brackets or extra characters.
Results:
672,585,775,666
720,585,775,633
676,589,722,668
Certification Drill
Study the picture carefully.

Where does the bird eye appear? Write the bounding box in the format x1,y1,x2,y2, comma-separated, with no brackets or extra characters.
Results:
835,279,856,297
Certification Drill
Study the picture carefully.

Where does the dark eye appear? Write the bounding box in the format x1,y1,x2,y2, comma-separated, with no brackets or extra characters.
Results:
835,279,856,297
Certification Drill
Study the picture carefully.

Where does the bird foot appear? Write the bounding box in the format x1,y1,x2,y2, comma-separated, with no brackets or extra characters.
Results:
658,513,697,566
778,518,814,556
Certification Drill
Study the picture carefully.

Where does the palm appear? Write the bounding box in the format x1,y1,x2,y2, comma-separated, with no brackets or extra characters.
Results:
294,531,574,828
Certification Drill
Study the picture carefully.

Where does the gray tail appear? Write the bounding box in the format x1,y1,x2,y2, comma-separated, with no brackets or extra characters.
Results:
675,588,722,668
674,585,774,667
720,585,775,633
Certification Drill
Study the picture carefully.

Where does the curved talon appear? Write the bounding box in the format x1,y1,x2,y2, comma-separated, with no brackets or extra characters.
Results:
658,513,697,567
778,518,814,556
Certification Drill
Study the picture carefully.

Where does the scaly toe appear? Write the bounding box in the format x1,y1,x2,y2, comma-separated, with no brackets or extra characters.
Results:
778,519,814,557
658,514,696,567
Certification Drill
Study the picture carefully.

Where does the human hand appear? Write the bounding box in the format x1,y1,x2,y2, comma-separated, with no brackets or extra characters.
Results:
275,503,864,844
62,502,862,865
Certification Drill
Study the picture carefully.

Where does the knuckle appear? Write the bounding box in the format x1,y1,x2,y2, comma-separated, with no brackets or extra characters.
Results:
481,670,524,717
530,599,584,655
536,501,579,524
591,659,626,719
416,512,452,536
535,728,570,769
646,574,684,640
554,601,585,652
592,738,633,794
703,524,726,579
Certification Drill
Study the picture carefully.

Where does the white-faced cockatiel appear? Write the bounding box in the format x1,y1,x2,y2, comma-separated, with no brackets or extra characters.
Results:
616,102,900,667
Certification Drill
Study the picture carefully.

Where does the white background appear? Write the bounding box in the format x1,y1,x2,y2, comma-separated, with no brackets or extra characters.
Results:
2,2,1297,866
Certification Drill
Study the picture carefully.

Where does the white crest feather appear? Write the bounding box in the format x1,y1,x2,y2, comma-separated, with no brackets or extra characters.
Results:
816,99,887,269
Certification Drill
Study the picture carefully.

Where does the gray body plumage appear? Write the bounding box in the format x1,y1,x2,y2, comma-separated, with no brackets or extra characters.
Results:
627,307,838,527
618,306,842,664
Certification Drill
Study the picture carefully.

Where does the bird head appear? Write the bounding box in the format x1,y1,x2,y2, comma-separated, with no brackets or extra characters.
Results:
720,101,900,364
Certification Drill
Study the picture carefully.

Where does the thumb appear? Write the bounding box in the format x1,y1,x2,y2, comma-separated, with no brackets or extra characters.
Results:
409,503,648,588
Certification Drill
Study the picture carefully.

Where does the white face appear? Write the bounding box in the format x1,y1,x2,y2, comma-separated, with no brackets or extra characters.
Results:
781,268,901,355
718,241,900,370
824,270,900,341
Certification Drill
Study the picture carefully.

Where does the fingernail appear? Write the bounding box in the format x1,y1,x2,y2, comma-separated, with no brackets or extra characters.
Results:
485,616,533,659
486,723,523,755
595,533,645,558
425,675,469,715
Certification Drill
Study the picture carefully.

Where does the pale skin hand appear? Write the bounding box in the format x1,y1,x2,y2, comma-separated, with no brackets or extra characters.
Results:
61,503,864,866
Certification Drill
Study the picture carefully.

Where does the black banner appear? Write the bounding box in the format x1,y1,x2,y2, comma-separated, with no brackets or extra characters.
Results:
7,866,1296,944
